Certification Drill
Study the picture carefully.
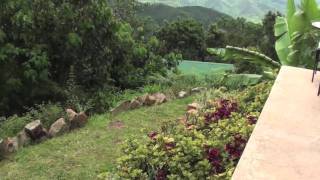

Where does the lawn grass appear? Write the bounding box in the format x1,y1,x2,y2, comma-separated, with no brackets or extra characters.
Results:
0,96,195,180
178,60,234,76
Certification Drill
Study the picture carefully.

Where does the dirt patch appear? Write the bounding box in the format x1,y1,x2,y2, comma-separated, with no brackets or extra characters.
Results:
108,120,125,129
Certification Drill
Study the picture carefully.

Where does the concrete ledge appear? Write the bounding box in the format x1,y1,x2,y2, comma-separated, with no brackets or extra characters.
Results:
232,66,320,180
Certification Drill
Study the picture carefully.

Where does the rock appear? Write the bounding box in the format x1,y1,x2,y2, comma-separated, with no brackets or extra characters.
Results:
129,99,142,109
17,130,31,147
187,103,201,111
48,118,69,137
66,109,77,121
4,137,19,153
110,101,131,116
191,87,206,93
178,91,188,98
24,120,47,140
39,128,48,142
136,94,148,105
144,95,157,106
70,112,88,129
153,93,167,104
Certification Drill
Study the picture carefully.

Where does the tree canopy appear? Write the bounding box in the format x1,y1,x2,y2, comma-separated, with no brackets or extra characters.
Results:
0,0,179,116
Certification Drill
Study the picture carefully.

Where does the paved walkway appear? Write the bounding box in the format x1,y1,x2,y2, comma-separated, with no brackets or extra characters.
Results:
232,66,320,180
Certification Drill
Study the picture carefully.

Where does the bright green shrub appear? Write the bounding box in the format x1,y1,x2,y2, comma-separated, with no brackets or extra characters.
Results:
101,82,272,179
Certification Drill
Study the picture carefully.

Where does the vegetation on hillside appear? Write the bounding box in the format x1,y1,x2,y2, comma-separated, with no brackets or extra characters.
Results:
137,4,230,26
137,0,288,21
0,0,180,117
1,0,319,179
0,0,281,118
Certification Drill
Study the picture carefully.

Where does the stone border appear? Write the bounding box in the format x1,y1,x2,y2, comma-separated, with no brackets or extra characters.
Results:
0,109,88,159
110,87,206,117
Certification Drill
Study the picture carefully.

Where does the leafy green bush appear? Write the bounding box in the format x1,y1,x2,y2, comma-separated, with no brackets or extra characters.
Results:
100,82,272,179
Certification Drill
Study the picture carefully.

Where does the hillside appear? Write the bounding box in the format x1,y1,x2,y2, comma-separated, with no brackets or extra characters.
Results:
137,4,230,25
137,0,287,21
0,96,195,179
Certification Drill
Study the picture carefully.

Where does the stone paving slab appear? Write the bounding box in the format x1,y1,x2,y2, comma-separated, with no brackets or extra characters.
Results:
232,66,320,180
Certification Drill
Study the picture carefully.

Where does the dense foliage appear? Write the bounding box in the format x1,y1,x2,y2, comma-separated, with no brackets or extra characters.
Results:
0,0,179,116
157,19,206,60
100,82,272,179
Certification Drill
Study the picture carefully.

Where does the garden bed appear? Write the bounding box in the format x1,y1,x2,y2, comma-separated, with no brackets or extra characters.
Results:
100,82,273,179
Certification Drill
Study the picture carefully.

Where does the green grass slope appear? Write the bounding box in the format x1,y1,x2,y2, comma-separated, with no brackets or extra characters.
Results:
137,4,230,25
0,97,194,180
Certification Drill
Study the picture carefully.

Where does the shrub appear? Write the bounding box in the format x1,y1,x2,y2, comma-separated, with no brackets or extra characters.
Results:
0,115,33,139
0,103,64,139
27,103,65,129
102,82,272,179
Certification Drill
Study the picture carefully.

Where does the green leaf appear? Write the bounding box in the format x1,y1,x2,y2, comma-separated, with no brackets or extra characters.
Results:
275,17,291,65
208,46,281,69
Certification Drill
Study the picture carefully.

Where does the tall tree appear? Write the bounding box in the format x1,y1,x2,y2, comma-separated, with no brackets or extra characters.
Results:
157,19,206,60
206,24,226,48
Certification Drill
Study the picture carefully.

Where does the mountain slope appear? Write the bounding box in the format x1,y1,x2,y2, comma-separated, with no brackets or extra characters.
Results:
137,4,230,25
137,0,313,21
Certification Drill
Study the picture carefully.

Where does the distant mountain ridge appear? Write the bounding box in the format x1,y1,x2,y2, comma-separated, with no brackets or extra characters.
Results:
138,4,230,26
137,0,320,21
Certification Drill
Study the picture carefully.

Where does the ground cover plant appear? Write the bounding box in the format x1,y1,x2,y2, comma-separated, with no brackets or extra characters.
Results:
100,82,272,179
